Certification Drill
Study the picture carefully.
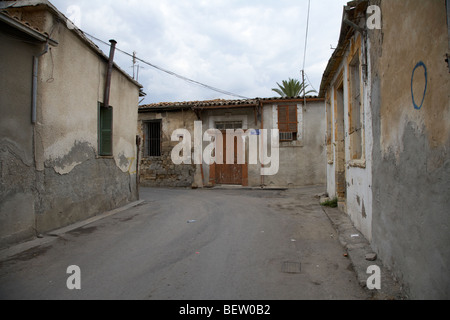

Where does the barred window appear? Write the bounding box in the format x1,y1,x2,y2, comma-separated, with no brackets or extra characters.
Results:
144,121,161,157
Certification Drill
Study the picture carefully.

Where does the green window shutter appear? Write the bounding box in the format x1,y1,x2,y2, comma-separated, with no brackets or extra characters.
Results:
99,104,113,156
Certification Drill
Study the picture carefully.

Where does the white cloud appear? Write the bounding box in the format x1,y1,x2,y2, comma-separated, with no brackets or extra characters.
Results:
51,0,349,103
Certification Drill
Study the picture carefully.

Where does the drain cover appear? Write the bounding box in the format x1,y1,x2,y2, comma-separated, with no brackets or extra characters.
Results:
282,261,301,274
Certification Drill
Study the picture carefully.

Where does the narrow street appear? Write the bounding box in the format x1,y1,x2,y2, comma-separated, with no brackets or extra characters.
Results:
0,186,370,300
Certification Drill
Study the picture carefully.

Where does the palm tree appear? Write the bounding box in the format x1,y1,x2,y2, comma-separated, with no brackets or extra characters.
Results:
272,78,316,97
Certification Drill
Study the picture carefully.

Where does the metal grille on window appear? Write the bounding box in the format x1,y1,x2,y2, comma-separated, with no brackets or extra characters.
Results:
215,121,243,130
145,121,161,157
278,105,298,141
279,132,294,141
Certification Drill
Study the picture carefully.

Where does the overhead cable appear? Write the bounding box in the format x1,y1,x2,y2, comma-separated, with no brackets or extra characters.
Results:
82,31,250,100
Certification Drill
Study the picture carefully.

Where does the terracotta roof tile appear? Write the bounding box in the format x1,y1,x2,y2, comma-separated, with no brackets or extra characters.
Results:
139,96,322,111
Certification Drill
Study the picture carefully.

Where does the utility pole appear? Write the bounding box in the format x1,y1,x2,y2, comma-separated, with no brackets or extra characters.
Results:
132,51,137,79
302,69,306,107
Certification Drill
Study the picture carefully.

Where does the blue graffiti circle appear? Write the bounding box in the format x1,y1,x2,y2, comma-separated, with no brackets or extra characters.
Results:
411,61,427,110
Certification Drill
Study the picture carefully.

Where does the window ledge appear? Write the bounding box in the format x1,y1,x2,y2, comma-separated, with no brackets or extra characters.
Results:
349,159,366,168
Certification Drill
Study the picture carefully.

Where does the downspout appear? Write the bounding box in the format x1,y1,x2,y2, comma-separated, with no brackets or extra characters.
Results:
32,42,49,124
31,42,49,237
103,39,117,108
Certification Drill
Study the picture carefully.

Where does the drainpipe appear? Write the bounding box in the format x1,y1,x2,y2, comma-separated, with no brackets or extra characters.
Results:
32,42,49,124
103,39,117,108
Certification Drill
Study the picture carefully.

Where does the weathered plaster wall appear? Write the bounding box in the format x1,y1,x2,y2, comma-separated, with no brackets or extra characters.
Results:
29,8,139,233
139,102,325,188
346,34,374,242
325,89,337,198
262,101,326,187
138,110,197,187
324,32,373,241
370,0,450,299
200,108,258,186
0,29,41,248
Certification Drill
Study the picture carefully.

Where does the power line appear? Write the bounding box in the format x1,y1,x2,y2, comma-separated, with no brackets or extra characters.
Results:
301,0,312,101
302,0,311,72
304,71,317,93
82,31,250,100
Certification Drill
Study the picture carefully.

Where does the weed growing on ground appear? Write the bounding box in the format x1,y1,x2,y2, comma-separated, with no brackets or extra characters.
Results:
321,197,338,208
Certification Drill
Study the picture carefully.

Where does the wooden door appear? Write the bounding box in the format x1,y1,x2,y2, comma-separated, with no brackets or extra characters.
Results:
209,121,248,186
215,133,243,185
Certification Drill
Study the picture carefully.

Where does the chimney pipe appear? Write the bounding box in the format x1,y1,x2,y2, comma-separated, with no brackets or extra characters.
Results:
104,39,117,108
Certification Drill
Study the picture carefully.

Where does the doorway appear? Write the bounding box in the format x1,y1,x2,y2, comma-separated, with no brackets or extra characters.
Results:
210,121,248,186
334,77,347,204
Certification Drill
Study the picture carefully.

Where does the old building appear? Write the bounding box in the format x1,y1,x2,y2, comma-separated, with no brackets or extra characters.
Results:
320,0,450,299
138,97,326,188
0,1,143,248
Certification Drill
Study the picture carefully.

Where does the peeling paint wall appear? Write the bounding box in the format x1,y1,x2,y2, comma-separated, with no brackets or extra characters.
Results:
324,0,450,297
262,101,326,187
201,107,257,186
1,5,140,246
0,25,42,247
138,110,197,187
32,9,140,233
370,0,450,299
324,31,374,241
138,100,325,188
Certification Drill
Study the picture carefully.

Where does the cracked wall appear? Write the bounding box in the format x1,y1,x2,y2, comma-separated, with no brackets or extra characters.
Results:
1,5,140,247
138,111,197,187
0,29,41,248
370,0,450,299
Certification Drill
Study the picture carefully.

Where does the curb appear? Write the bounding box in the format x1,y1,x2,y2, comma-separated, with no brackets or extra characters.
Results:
0,200,145,262
320,204,407,300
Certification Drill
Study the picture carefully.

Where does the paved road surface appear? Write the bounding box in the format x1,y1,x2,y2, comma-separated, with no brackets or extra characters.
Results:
0,186,370,300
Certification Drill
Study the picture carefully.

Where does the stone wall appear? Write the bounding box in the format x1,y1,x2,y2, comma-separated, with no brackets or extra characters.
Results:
140,153,195,187
138,109,198,188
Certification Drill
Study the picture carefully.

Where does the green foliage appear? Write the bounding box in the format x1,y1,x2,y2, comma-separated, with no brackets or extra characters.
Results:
272,78,316,97
320,197,338,208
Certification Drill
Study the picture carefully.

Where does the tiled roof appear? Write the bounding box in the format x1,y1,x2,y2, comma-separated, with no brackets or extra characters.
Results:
139,96,322,111
139,99,257,110
0,10,58,45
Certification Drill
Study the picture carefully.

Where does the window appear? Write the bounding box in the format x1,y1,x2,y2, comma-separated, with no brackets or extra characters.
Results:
98,103,113,156
349,51,363,160
144,121,161,157
278,105,298,141
215,121,243,130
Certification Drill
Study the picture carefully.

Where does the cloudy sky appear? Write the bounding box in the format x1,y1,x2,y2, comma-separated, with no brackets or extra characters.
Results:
49,0,349,104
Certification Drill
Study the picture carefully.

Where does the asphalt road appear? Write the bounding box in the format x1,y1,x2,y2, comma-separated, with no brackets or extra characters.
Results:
0,186,370,300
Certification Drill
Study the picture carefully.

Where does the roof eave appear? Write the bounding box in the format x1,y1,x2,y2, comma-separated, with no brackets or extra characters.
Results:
319,1,368,97
1,0,143,90
0,11,58,46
